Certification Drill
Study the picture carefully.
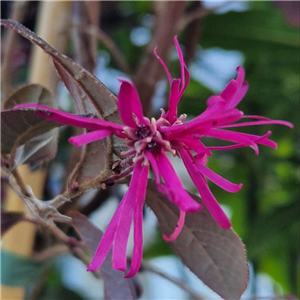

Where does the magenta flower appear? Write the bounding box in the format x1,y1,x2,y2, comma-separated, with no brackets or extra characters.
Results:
15,37,292,277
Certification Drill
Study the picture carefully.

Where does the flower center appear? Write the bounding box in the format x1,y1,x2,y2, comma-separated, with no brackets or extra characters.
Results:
135,124,151,139
146,141,160,154
122,115,178,161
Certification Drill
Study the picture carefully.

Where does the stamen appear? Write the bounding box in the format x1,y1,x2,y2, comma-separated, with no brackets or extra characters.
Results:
150,118,157,134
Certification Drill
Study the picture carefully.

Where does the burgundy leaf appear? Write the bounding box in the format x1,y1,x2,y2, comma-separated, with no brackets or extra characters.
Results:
145,180,249,300
3,84,57,110
1,211,24,235
1,109,59,160
2,84,58,165
70,211,135,300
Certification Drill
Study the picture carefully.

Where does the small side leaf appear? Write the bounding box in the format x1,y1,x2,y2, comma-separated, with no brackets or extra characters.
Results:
1,109,59,158
145,180,249,300
2,84,58,165
70,211,135,300
3,84,57,110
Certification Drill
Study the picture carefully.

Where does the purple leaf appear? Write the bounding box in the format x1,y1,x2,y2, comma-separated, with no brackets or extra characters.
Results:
145,180,249,300
1,109,59,162
70,211,135,300
3,84,57,110
1,211,24,235
2,84,58,165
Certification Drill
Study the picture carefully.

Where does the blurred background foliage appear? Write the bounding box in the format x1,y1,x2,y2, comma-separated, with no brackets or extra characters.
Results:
1,1,299,298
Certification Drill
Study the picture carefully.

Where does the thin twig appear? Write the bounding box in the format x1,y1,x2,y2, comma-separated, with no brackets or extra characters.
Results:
10,166,31,197
142,261,207,300
73,21,131,74
32,244,69,262
178,1,233,31
8,167,100,276
26,216,101,279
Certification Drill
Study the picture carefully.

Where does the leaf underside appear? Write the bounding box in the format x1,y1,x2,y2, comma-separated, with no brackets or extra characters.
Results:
1,84,59,165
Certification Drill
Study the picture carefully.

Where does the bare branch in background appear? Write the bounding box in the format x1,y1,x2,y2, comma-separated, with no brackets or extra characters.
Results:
32,244,69,262
142,262,207,300
76,24,131,74
72,1,99,73
183,1,203,66
134,1,187,116
25,215,101,278
1,1,28,100
85,1,102,62
178,1,233,31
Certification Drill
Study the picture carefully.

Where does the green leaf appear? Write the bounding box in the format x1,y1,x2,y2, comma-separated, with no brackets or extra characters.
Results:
202,10,299,51
145,180,249,300
1,250,44,287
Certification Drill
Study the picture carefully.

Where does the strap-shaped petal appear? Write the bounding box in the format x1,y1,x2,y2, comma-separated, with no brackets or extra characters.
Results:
113,162,149,272
163,210,186,242
220,118,293,129
154,47,172,85
69,129,111,146
180,149,232,229
194,162,243,193
167,79,181,124
118,79,145,127
14,104,124,135
162,109,243,136
87,199,125,271
203,128,277,154
112,193,134,272
125,163,149,278
155,152,202,213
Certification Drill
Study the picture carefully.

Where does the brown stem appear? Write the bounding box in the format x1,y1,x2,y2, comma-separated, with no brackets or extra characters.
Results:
142,261,207,300
10,167,31,197
26,217,101,279
32,244,69,262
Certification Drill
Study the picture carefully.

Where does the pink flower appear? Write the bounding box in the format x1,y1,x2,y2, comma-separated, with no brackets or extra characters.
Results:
15,37,292,277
